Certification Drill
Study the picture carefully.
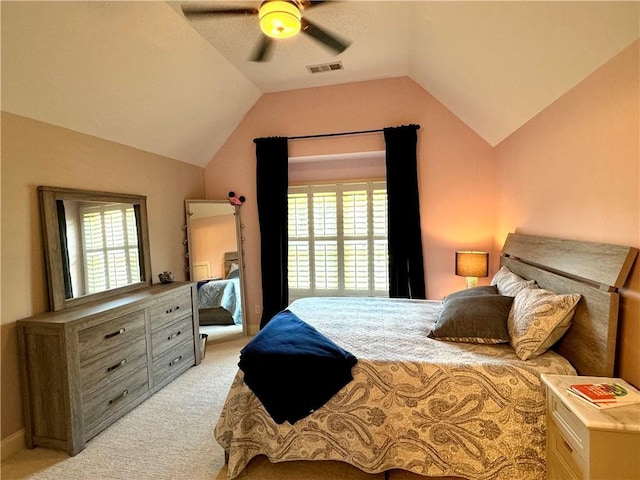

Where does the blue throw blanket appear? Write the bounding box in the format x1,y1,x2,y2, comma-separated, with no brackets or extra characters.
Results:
238,310,357,424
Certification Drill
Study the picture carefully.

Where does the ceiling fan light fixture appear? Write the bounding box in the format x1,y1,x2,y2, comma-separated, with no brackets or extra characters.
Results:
259,1,301,39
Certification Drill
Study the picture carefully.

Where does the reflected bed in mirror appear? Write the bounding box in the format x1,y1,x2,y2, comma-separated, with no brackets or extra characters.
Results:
185,200,247,336
39,186,152,311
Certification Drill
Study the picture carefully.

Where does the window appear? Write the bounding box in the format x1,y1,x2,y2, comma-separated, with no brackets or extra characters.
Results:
288,182,388,299
81,203,141,294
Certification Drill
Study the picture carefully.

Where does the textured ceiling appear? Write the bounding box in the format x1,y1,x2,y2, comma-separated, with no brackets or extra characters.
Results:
2,1,638,167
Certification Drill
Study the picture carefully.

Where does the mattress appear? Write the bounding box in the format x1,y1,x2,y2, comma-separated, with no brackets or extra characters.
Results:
215,297,576,479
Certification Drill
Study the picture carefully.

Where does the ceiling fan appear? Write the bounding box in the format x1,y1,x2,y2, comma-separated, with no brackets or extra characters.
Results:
181,1,351,62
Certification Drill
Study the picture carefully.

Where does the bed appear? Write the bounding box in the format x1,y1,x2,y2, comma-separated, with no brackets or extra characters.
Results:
214,233,637,479
197,252,243,325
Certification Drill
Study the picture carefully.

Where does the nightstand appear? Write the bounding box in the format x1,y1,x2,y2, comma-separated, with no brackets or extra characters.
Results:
541,374,640,480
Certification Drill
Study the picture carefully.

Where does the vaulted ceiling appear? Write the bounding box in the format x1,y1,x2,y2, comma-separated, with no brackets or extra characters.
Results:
2,1,638,167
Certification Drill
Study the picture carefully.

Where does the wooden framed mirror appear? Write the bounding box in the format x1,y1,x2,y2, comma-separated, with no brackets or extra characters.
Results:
39,186,152,311
185,199,247,335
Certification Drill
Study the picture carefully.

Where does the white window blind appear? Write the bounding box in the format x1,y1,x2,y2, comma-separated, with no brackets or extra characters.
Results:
81,203,141,294
288,182,388,299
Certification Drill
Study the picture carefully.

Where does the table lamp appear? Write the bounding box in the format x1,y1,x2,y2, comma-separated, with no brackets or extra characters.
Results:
455,251,489,289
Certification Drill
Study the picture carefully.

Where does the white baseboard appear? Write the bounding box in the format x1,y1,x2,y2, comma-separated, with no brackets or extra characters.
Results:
1,429,25,461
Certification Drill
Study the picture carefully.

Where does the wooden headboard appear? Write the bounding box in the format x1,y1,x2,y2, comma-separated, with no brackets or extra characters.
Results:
500,233,637,377
223,251,239,278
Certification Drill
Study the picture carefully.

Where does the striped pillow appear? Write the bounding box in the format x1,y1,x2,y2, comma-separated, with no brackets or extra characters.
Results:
491,266,537,297
508,288,581,360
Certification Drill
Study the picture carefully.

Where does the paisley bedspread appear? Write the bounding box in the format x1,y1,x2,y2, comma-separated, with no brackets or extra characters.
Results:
214,297,576,479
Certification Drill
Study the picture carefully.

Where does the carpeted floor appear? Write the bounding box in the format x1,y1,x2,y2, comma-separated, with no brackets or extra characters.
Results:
2,336,438,480
200,324,244,344
2,337,246,480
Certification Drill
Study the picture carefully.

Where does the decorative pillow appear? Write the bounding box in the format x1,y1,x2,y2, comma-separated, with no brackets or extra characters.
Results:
508,288,581,360
227,263,239,279
429,295,514,344
491,266,537,297
444,285,499,301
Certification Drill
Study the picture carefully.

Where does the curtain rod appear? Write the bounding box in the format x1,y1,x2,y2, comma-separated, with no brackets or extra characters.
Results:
288,128,384,140
253,125,420,143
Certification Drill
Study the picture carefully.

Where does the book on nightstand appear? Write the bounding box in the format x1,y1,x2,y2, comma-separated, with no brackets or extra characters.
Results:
567,382,640,410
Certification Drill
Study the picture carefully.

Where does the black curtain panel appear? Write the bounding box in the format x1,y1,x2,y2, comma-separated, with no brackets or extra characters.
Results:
255,136,289,328
384,125,426,299
56,200,74,299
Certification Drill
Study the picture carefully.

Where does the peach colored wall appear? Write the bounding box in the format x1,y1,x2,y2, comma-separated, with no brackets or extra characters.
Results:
191,215,237,279
289,156,386,185
204,77,497,333
495,41,640,387
1,112,205,441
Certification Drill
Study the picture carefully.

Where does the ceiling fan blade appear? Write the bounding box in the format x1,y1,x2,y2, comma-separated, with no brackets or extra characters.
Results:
301,18,350,54
301,1,330,9
250,36,274,62
181,6,259,18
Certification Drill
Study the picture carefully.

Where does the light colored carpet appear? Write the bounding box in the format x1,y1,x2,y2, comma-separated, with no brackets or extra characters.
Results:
2,337,247,480
2,336,438,480
200,324,243,344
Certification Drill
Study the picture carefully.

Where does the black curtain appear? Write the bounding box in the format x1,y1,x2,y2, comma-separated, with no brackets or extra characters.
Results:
384,125,426,299
56,200,74,299
255,137,289,328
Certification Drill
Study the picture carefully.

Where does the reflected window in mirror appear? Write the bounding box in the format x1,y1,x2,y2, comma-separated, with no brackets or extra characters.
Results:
65,200,141,296
39,186,152,311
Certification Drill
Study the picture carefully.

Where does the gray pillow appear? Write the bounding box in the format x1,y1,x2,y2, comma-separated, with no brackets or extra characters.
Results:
444,285,499,302
429,295,514,344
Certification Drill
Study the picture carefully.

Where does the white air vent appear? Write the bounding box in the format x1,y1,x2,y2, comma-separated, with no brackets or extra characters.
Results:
306,61,343,74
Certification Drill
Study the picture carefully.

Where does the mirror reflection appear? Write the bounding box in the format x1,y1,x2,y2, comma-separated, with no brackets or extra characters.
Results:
185,200,246,336
59,199,143,298
39,186,152,311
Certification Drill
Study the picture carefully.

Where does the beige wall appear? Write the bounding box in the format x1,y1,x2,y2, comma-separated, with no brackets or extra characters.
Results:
495,41,640,386
203,76,498,332
1,112,205,440
191,215,237,279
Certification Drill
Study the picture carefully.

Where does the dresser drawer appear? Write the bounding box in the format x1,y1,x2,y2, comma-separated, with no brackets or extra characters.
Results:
82,367,149,436
80,337,148,394
148,293,193,331
152,339,194,387
548,419,585,479
78,310,146,363
548,449,582,480
548,393,589,463
151,316,194,360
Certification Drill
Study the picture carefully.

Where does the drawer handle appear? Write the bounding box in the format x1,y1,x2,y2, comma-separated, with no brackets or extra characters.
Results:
561,438,573,454
108,389,129,405
167,331,182,341
106,359,128,372
165,305,181,314
104,328,126,339
169,355,183,367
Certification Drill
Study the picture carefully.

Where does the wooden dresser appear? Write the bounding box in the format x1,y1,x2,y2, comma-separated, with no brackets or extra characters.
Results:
17,282,201,455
